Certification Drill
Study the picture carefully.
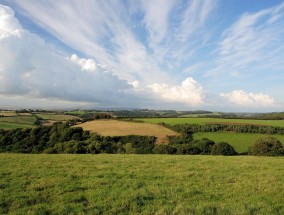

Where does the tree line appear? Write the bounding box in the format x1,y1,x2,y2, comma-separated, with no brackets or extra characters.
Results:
172,123,284,135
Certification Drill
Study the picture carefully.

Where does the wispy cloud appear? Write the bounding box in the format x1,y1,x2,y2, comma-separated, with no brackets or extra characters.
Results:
8,0,218,85
1,1,284,111
0,4,207,108
0,5,135,106
208,2,284,78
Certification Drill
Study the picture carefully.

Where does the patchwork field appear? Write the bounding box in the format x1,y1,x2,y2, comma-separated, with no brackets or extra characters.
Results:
0,111,17,117
138,117,284,127
0,115,36,129
0,121,35,130
75,120,178,144
193,132,284,154
35,113,79,121
0,154,283,214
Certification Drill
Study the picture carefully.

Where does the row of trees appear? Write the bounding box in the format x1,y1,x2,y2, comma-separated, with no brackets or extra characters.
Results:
172,123,284,135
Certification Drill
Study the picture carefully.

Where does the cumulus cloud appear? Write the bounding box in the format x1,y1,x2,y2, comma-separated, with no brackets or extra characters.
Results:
220,90,276,107
148,77,204,106
0,4,134,106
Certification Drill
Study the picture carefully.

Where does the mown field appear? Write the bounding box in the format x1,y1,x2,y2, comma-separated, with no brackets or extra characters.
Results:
0,154,283,214
35,113,79,121
75,120,177,144
0,115,36,129
0,121,35,130
138,117,284,127
0,111,17,117
193,132,284,154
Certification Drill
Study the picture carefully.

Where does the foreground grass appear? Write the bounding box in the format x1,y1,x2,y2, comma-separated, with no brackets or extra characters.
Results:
193,132,284,154
139,117,284,127
0,154,283,214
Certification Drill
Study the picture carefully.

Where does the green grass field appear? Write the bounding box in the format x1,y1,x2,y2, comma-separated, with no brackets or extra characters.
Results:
179,113,221,118
0,115,36,129
0,122,35,130
193,132,284,154
138,117,284,127
0,154,283,214
65,111,98,115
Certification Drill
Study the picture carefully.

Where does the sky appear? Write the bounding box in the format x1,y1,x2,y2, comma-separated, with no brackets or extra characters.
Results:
0,0,284,112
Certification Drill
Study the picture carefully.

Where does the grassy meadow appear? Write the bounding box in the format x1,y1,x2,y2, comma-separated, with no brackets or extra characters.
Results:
193,132,284,154
138,117,284,127
75,120,178,144
0,115,36,129
35,113,79,121
0,154,283,214
0,111,17,117
0,121,35,130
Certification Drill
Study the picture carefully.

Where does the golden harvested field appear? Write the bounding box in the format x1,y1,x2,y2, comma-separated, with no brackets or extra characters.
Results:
75,120,178,144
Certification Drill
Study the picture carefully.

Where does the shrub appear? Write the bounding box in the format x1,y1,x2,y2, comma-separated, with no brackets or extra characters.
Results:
249,137,284,156
153,144,177,154
193,138,215,154
176,144,201,155
211,142,237,156
123,143,136,154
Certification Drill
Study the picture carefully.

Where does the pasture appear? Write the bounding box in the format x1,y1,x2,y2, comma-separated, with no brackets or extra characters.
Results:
0,115,36,129
35,113,79,121
138,117,284,127
0,154,283,214
193,132,284,154
0,111,17,117
75,120,177,144
0,121,35,130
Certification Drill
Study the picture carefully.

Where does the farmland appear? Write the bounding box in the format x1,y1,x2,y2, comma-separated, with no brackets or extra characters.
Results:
0,154,283,214
193,132,284,154
0,115,36,129
0,121,35,130
35,113,79,121
138,117,284,127
0,111,81,129
74,120,178,144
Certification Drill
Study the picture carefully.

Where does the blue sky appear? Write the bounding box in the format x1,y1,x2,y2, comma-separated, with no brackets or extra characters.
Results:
0,0,283,111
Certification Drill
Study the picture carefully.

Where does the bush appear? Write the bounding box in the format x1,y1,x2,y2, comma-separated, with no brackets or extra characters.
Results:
153,144,177,154
176,144,201,155
211,142,237,156
249,137,284,156
193,138,215,154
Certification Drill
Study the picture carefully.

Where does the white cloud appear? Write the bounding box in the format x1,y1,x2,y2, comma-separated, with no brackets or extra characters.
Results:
70,54,99,72
0,5,135,106
210,2,284,78
141,0,176,44
8,0,219,86
0,5,22,39
148,77,204,106
178,0,216,42
220,90,276,107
